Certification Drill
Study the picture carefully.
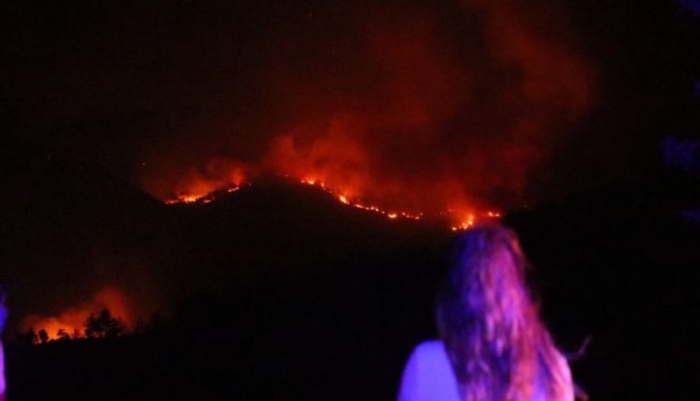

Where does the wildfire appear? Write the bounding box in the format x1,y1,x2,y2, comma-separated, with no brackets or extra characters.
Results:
165,185,242,205
301,178,503,229
165,193,209,205
139,0,594,232
20,287,135,341
165,175,501,230
302,177,428,222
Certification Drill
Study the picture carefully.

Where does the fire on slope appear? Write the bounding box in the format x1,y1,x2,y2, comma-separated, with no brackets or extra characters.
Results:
143,0,592,230
164,175,501,230
164,162,249,204
165,185,243,205
298,177,502,230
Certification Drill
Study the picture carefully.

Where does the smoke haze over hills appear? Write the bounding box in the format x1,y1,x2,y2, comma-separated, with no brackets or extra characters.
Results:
5,0,697,212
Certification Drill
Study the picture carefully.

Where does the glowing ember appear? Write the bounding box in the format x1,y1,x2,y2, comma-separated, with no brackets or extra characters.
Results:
165,193,208,205
165,185,242,205
166,177,501,230
299,179,431,222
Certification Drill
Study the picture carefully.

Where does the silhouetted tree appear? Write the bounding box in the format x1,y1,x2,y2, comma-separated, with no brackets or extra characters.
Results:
149,311,166,331
38,329,48,344
56,329,71,341
15,328,38,345
84,308,125,338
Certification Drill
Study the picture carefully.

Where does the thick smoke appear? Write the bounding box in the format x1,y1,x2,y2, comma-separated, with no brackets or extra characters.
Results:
139,0,595,213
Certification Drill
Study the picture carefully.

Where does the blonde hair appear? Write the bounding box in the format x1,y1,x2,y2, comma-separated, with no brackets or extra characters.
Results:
436,224,570,400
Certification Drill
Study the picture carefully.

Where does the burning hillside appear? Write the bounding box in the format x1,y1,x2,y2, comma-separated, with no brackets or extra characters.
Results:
5,0,599,345
164,176,501,230
139,0,595,223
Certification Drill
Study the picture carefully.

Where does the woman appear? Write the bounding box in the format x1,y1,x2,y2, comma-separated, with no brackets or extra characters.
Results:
397,224,574,401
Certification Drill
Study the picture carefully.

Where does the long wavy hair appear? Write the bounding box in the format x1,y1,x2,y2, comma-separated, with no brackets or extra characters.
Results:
436,224,569,401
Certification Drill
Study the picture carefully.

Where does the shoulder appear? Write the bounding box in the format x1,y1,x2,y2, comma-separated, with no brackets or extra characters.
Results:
405,340,453,374
544,349,575,401
554,350,575,401
411,340,447,359
397,340,460,401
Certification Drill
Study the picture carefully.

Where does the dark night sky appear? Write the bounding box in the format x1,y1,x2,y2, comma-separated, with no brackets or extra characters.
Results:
3,0,699,208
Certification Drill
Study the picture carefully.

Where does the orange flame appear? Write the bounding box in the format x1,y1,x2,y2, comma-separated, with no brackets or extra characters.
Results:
300,178,497,228
146,0,592,228
21,287,135,341
165,174,500,229
163,160,249,204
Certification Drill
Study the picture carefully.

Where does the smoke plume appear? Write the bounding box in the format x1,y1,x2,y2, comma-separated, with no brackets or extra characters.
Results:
138,0,595,214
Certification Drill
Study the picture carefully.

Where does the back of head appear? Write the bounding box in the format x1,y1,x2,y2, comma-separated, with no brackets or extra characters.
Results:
436,224,569,401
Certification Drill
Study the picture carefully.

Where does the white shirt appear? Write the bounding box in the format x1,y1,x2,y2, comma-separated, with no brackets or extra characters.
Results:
398,341,461,401
397,340,574,401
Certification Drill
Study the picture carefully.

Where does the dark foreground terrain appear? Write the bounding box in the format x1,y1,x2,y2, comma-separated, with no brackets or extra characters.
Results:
4,169,699,401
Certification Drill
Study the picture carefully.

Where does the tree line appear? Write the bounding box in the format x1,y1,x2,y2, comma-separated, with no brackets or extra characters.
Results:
15,308,128,344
